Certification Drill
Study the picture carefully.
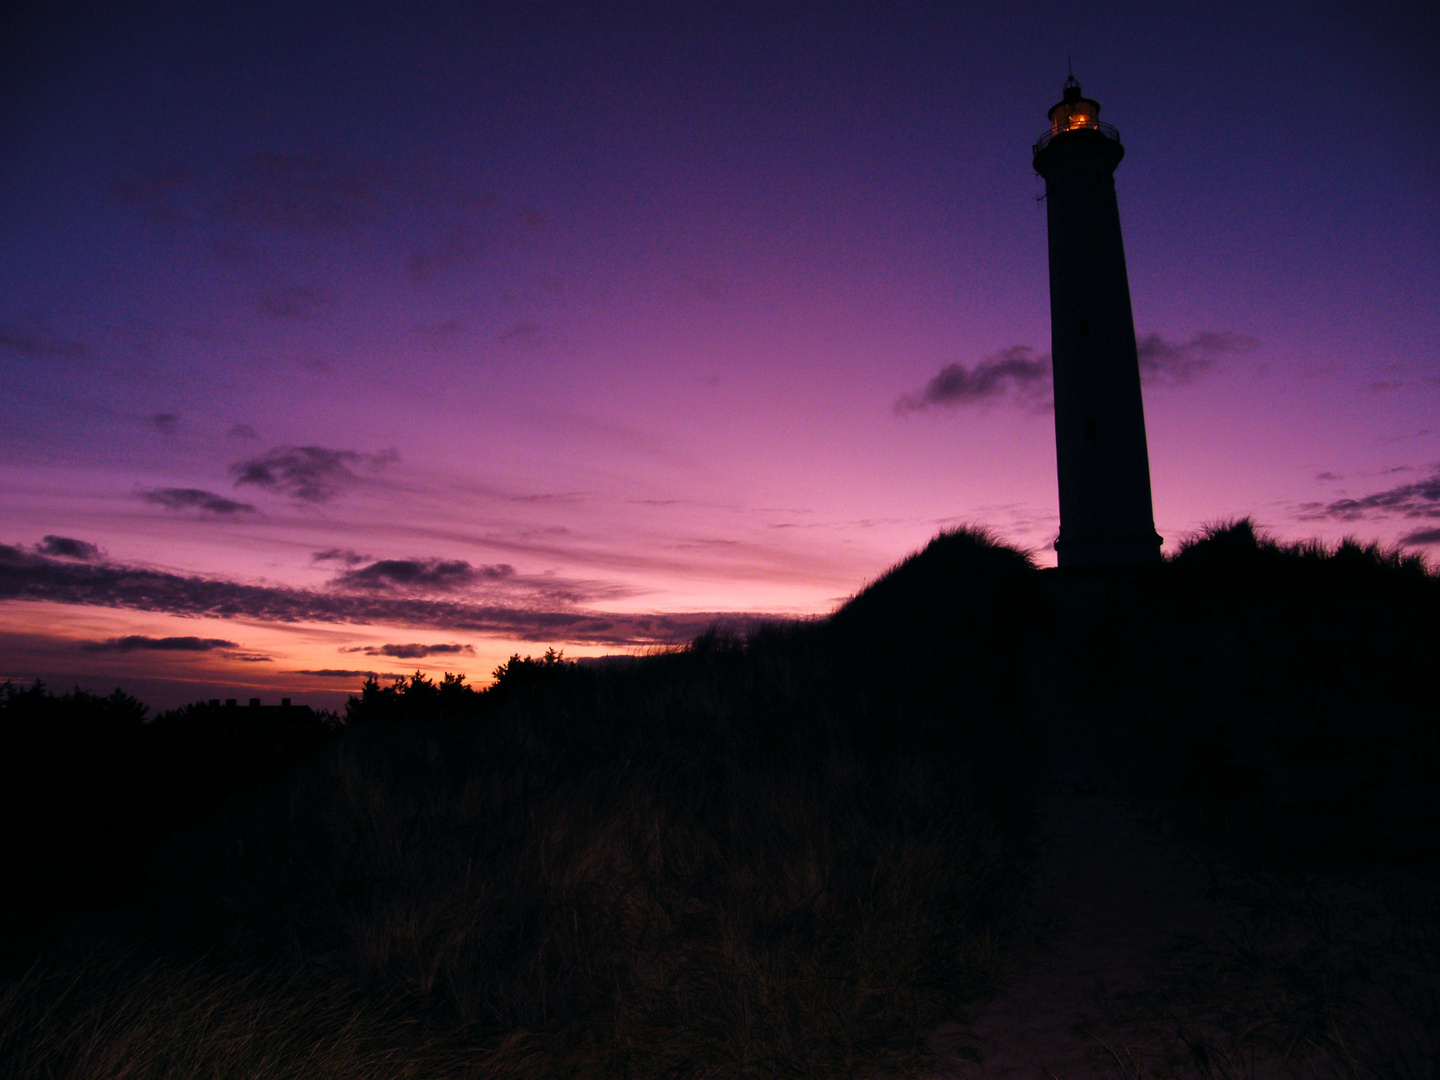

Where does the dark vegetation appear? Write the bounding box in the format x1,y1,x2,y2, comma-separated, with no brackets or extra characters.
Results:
0,522,1436,1078
0,688,336,925
1057,520,1439,870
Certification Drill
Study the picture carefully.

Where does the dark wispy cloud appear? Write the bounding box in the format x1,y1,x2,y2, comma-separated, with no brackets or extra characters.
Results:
897,331,1255,413
115,154,390,234
150,412,181,434
1401,527,1440,547
514,207,551,231
498,320,542,346
1296,464,1440,524
895,346,1049,413
334,558,514,593
1136,331,1259,386
82,635,237,653
682,274,731,304
291,669,383,679
0,545,747,646
313,548,369,566
111,153,543,248
230,445,398,503
219,153,388,232
408,233,479,283
228,424,260,440
343,642,476,659
256,283,332,320
1368,376,1440,393
140,487,258,516
413,320,465,345
35,536,102,561
0,313,92,361
110,166,200,227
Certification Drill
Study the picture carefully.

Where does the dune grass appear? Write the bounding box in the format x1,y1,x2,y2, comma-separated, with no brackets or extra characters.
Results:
2,529,1040,1079
1,522,1436,1077
1051,519,1440,871
1086,866,1440,1080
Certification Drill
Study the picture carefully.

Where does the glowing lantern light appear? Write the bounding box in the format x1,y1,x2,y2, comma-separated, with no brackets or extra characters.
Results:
1049,74,1101,136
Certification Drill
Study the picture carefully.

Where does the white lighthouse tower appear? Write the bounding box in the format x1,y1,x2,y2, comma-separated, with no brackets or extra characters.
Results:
1033,76,1163,567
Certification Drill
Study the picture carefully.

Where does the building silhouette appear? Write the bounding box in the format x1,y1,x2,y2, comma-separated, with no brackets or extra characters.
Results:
1033,76,1163,567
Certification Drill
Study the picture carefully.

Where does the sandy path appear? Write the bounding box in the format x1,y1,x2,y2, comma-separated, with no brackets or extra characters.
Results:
924,723,1232,1079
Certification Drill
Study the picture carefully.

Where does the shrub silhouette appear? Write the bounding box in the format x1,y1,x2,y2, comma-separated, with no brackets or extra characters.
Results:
0,683,337,919
344,669,483,725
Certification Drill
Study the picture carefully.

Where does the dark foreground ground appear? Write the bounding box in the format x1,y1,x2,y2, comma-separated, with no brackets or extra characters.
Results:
935,691,1439,1078
1,522,1436,1078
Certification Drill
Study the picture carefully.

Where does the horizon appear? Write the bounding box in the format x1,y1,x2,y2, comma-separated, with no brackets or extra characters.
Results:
3,2,1437,710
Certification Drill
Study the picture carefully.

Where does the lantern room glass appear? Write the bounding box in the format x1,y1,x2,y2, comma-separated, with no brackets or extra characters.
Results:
1047,78,1102,136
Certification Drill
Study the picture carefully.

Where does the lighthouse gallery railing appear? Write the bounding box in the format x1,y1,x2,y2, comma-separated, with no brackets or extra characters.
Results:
1033,120,1121,154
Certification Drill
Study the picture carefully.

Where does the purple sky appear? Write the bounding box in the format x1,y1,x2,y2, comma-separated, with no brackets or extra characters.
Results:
3,2,1437,708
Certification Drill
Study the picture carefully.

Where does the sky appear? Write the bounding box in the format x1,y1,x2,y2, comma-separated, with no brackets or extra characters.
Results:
3,1,1437,710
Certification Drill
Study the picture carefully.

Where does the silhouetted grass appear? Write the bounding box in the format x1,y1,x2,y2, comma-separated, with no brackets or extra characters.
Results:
2,522,1435,1077
1087,868,1440,1079
1051,519,1440,870
1,529,1040,1078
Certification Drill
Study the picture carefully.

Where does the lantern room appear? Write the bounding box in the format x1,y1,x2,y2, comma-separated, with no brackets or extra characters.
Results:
1033,74,1121,156
1048,74,1101,134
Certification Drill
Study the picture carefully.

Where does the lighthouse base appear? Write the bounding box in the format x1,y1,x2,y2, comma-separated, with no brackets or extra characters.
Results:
1055,529,1164,568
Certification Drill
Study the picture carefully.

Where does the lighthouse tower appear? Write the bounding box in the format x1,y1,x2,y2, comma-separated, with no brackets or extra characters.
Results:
1033,76,1163,567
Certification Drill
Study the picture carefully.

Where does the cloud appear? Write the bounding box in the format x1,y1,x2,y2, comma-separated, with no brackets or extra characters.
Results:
1136,331,1259,386
313,548,369,566
150,412,180,434
414,320,465,345
290,669,382,679
0,313,91,361
1296,464,1440,523
35,536,102,561
115,154,393,236
140,487,258,516
217,153,389,233
0,544,760,647
498,321,542,346
408,234,479,283
112,156,553,262
82,635,237,653
256,284,331,320
1369,377,1440,393
897,330,1256,414
1401,527,1440,547
896,346,1050,412
230,445,398,503
228,424,260,440
682,274,731,303
110,166,202,226
333,559,513,593
343,643,476,659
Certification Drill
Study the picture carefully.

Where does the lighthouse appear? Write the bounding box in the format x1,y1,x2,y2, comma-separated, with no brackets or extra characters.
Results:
1033,76,1163,567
